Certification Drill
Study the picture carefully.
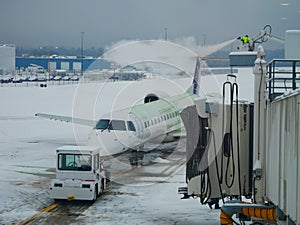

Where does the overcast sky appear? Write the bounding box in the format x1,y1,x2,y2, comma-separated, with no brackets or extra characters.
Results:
0,0,299,49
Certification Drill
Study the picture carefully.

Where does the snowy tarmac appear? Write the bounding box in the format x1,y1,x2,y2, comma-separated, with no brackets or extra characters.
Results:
0,81,220,224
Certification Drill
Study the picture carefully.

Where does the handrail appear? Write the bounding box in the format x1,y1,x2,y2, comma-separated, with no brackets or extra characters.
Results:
267,59,300,101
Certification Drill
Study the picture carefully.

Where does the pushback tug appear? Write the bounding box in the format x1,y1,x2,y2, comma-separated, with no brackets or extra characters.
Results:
50,145,108,201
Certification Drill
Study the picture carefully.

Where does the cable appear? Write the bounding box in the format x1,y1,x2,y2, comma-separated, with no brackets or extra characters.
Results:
210,128,225,204
223,79,236,189
257,61,264,160
199,124,212,205
222,75,242,199
253,175,257,204
253,25,272,44
233,82,242,201
199,168,211,204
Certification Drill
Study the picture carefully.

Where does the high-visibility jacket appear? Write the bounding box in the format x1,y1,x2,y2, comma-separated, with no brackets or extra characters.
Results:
241,36,250,44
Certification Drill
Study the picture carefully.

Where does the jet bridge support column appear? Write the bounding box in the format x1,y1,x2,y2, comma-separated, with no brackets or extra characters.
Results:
252,46,267,204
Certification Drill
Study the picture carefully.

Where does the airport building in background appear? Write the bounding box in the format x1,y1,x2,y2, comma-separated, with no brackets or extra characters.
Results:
0,44,110,75
0,44,16,74
15,57,110,72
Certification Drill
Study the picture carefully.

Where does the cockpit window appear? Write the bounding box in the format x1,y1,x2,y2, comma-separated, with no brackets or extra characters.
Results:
127,121,136,131
109,120,126,131
96,119,110,130
96,119,127,131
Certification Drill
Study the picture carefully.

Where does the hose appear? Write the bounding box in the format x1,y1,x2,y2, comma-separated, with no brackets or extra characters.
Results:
199,168,211,204
233,82,242,201
199,123,212,205
210,128,225,204
257,61,264,160
222,79,236,189
222,75,242,199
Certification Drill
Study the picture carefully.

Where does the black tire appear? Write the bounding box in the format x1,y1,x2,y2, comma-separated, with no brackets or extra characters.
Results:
100,179,105,195
97,183,102,197
94,185,98,201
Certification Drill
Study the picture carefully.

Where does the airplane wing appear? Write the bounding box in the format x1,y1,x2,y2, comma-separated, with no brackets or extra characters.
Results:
35,113,96,127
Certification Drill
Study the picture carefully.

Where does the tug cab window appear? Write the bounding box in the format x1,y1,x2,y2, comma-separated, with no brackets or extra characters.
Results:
58,154,92,171
94,154,99,170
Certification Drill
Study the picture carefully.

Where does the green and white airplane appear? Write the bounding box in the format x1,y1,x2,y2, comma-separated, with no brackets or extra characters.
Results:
36,58,201,156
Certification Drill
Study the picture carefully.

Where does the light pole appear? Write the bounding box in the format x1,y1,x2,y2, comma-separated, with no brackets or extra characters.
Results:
80,32,84,76
165,28,168,41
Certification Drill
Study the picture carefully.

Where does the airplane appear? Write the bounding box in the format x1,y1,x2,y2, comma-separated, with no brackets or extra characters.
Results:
36,58,202,157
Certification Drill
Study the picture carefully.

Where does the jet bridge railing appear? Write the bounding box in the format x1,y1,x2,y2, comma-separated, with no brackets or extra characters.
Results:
267,59,300,101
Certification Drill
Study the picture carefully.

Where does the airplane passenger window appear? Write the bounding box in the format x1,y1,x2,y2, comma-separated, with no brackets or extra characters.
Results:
127,121,136,131
109,120,126,131
96,119,110,130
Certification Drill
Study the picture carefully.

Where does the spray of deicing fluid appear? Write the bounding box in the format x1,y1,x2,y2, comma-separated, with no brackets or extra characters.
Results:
102,38,236,76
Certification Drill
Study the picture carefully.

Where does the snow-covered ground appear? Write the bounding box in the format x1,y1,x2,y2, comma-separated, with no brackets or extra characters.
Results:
0,84,77,224
75,167,220,225
0,79,220,224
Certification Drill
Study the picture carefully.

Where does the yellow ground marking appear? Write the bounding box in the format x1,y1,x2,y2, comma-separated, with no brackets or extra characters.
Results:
14,203,60,225
14,168,134,224
47,211,64,215
14,157,184,224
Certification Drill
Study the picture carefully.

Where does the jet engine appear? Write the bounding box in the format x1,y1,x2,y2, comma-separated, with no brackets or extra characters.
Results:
144,91,170,104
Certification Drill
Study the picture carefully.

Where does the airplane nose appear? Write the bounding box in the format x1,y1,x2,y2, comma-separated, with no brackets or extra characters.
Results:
88,129,127,156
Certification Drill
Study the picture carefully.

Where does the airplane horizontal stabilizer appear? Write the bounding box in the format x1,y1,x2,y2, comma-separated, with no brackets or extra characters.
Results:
35,113,96,127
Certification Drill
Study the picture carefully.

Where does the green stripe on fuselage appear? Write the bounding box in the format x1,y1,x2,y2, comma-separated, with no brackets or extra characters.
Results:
130,92,195,129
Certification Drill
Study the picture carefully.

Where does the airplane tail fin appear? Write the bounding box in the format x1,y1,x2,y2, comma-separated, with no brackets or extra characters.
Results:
186,57,201,95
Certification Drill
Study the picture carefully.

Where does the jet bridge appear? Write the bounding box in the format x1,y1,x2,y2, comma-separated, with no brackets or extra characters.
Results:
179,45,300,225
179,95,254,204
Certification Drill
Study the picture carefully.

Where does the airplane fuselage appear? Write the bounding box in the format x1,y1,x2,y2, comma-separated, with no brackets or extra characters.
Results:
87,92,195,156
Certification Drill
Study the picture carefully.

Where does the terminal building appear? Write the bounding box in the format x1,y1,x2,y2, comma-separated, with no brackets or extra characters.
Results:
15,57,110,72
0,44,16,74
0,43,110,75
